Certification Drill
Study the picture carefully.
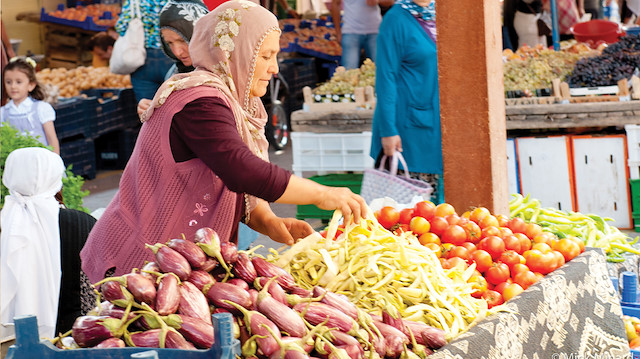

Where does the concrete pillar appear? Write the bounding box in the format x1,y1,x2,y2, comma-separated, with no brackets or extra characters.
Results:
436,0,510,215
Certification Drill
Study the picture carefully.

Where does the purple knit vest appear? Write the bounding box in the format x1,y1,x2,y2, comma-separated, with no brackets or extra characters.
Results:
81,87,240,283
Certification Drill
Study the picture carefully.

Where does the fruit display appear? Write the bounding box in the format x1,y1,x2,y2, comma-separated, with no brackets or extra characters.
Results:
50,227,449,357
502,41,598,93
509,193,640,262
45,3,120,27
279,19,341,57
312,58,376,96
36,66,132,98
567,34,640,87
624,313,640,350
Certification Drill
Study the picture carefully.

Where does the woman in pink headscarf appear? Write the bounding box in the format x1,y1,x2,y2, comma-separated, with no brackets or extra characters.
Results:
80,0,367,283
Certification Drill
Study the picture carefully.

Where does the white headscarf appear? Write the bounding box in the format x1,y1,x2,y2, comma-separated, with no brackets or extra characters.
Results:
1,147,65,339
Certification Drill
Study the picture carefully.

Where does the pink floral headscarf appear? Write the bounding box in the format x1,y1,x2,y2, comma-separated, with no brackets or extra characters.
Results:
141,0,281,213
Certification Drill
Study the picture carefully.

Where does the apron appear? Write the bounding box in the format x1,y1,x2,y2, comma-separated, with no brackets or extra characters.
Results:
4,101,49,146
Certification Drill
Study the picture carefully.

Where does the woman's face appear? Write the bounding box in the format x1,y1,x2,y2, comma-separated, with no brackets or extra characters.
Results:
162,28,192,67
250,31,280,98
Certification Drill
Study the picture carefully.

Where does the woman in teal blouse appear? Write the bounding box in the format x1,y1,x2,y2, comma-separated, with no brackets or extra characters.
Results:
370,0,443,203
115,0,175,101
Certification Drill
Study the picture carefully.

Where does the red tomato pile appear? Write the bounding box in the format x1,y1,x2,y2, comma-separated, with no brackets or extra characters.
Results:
373,201,586,308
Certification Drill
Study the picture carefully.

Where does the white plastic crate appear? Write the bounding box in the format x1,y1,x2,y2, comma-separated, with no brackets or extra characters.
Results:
630,159,640,180
625,124,640,163
291,131,374,176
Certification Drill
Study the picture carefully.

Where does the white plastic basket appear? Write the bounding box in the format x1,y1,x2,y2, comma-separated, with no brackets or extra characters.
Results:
291,131,374,176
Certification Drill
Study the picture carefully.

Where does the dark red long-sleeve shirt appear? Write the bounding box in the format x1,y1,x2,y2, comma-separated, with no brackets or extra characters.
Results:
169,96,291,202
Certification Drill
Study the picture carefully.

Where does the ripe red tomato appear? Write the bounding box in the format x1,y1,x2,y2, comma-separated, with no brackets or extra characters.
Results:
485,262,510,285
478,214,500,229
532,232,556,246
496,214,510,227
378,206,400,229
435,203,457,218
477,235,506,260
418,232,440,246
471,249,493,273
441,224,467,246
429,216,449,236
493,279,512,295
502,283,524,301
513,270,539,290
468,207,491,224
551,250,565,269
499,227,514,238
510,263,530,278
503,235,522,254
393,223,410,235
499,250,521,268
460,241,477,253
507,217,528,234
524,222,543,239
481,289,504,308
514,233,532,253
469,274,488,298
480,226,501,239
447,245,471,261
442,256,467,270
445,213,461,225
462,221,482,243
409,216,431,235
414,201,436,220
525,249,556,275
553,238,581,262
398,208,414,225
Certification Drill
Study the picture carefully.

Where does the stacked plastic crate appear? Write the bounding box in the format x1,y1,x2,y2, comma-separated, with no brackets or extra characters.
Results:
625,125,640,231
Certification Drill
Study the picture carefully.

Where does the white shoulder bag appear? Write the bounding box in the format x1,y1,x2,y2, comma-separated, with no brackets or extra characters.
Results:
109,0,146,75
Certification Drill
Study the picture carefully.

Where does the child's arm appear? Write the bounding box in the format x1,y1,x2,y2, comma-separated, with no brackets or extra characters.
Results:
42,121,60,155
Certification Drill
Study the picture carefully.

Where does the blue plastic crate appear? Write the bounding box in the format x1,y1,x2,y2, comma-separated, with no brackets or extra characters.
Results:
82,88,138,137
621,306,640,359
5,313,240,359
40,5,115,32
53,97,92,140
60,137,96,179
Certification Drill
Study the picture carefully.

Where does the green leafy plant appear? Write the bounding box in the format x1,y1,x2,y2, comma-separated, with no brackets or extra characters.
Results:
1,124,90,212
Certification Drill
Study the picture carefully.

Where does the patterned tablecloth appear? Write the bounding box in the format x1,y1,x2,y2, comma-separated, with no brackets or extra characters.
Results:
430,248,631,359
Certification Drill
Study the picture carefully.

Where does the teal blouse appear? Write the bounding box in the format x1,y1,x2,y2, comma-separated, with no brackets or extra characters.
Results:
115,0,167,49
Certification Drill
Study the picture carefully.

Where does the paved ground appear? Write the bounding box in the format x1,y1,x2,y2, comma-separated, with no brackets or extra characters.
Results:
81,144,325,256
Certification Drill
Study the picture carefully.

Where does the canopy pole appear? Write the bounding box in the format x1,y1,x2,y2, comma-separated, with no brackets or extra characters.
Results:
550,0,561,50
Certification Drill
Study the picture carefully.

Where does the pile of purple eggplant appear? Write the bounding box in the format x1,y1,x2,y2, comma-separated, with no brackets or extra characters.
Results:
52,227,447,358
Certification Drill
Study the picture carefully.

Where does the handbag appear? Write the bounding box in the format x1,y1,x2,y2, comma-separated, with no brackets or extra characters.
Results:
360,152,434,204
525,1,552,36
109,0,146,75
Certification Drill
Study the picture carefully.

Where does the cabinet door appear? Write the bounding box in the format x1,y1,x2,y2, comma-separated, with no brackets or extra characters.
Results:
572,135,631,229
507,138,520,196
516,136,575,211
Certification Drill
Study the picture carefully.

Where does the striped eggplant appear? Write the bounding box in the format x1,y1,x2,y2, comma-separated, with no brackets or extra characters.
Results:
167,238,207,269
71,315,123,348
188,269,216,291
402,320,447,349
164,314,215,349
233,252,257,283
256,284,307,338
95,337,126,348
203,281,252,312
126,328,196,349
312,286,358,320
228,278,250,291
194,227,230,272
256,277,288,306
94,301,137,322
200,256,219,272
155,273,181,316
55,335,79,349
145,243,192,281
248,288,259,310
289,286,312,298
251,256,295,290
293,303,359,335
225,300,281,357
98,280,134,308
140,261,161,281
123,272,157,305
221,241,239,264
179,281,212,324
